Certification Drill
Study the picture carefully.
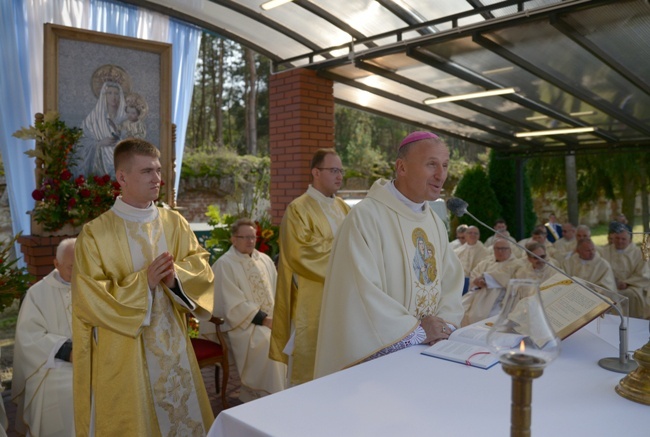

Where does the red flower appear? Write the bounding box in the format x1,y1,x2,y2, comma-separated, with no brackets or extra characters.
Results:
93,195,103,206
112,181,121,190
32,189,45,201
60,169,72,180
258,242,270,254
94,174,111,186
47,193,60,202
75,175,85,186
79,189,91,198
160,180,165,187
67,198,77,209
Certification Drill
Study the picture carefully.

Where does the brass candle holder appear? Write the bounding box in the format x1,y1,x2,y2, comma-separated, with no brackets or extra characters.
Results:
615,340,650,405
487,280,560,437
501,354,546,437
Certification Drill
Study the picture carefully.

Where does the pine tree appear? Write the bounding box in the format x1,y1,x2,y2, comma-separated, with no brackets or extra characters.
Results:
487,150,537,240
452,164,502,242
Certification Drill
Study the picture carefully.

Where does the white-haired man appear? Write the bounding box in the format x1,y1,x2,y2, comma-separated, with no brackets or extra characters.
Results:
12,238,76,436
461,238,520,326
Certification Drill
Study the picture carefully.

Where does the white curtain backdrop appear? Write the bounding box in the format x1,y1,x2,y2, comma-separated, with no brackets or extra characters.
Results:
0,0,201,254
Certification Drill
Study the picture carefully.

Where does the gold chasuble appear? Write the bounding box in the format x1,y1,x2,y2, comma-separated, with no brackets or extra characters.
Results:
314,179,464,378
270,188,350,385
72,199,214,437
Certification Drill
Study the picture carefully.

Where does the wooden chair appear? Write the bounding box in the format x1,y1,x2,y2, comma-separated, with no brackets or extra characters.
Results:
190,315,229,408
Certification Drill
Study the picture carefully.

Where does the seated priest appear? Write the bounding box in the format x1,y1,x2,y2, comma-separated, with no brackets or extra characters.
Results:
552,222,577,262
562,238,617,294
12,238,76,437
461,238,521,326
483,218,508,248
600,224,650,319
513,241,558,283
454,225,490,277
448,224,468,250
212,218,287,401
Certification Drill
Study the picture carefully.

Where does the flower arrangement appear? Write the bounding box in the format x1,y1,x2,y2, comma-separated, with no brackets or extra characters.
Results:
0,233,34,311
13,111,121,232
205,205,280,263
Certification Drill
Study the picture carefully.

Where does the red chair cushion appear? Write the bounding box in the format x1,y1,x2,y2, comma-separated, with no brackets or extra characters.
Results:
190,338,224,361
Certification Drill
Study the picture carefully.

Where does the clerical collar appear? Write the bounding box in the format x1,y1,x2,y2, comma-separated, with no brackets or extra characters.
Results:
112,196,159,223
53,270,70,286
307,185,335,204
385,180,427,213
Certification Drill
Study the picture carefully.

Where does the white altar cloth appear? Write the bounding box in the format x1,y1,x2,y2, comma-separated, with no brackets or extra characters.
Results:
209,316,650,436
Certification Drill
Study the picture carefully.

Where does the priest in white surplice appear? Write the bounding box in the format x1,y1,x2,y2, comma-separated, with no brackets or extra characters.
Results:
72,139,214,436
461,238,520,326
552,222,577,262
314,132,464,378
454,226,490,277
213,218,286,401
514,242,558,283
484,219,508,248
562,238,616,293
600,226,650,319
12,238,76,437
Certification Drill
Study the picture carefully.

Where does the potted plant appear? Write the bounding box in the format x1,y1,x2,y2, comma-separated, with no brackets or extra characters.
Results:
13,111,121,235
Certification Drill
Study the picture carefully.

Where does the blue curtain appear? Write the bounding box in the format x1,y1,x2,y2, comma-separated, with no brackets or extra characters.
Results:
169,18,201,192
0,0,201,254
0,0,36,242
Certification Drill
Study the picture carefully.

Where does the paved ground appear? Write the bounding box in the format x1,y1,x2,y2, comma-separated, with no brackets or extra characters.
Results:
2,361,243,436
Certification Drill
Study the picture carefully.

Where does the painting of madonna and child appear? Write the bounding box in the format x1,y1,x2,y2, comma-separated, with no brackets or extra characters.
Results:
45,24,172,182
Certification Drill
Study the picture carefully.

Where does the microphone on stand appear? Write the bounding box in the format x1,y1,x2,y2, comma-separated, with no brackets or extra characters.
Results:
446,197,637,373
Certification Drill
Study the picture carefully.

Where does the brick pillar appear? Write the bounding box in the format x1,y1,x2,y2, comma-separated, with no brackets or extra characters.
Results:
269,69,334,224
18,234,77,281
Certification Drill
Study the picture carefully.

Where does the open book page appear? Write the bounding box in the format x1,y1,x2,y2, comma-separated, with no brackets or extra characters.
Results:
538,273,612,339
421,341,499,369
421,319,524,369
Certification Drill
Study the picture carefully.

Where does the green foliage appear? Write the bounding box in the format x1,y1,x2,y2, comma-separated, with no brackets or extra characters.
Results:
181,147,269,181
487,150,537,239
205,205,237,263
0,233,34,312
451,164,503,242
205,205,279,264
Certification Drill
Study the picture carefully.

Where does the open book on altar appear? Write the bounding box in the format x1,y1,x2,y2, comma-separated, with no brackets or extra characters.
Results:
421,273,613,369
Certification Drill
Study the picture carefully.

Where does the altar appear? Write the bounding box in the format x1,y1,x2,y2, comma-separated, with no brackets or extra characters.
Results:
208,316,649,436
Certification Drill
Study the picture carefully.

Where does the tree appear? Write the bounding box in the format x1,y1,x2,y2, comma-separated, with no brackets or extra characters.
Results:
487,150,537,239
452,164,503,242
244,47,257,155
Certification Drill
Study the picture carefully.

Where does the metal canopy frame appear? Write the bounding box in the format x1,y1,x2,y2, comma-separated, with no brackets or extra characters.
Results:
124,0,650,157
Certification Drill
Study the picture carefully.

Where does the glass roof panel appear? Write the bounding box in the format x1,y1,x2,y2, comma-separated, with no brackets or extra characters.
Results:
352,74,525,136
418,34,643,141
482,0,564,17
198,1,313,59
485,21,650,136
309,0,410,37
563,2,650,127
333,82,515,148
249,0,354,48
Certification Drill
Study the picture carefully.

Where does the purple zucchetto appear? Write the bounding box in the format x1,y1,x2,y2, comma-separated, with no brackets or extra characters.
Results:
398,131,439,150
